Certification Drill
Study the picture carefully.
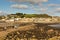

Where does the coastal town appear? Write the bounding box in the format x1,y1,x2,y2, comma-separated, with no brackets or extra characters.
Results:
0,13,60,30
0,13,60,23
1,17,60,23
0,13,60,40
0,0,60,40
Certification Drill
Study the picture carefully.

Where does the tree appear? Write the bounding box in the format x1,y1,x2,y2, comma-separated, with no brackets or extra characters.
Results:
16,13,24,18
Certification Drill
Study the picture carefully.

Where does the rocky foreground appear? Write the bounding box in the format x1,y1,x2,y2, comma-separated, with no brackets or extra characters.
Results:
0,23,60,40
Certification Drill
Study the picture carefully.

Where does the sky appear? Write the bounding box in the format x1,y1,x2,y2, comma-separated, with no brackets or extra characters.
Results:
0,0,60,16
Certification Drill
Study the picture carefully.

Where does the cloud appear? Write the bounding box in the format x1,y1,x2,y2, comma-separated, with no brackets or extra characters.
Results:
0,11,8,16
11,4,28,9
0,11,5,16
31,4,48,12
48,4,60,7
47,12,55,14
9,0,48,12
40,8,48,12
9,0,48,4
9,0,48,13
32,7,48,12
0,11,3,13
0,11,5,14
55,8,60,12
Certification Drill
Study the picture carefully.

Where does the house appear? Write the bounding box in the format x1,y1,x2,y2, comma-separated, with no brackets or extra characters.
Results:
5,19,14,22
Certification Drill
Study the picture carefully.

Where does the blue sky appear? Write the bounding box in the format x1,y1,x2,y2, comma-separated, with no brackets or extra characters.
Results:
0,0,60,16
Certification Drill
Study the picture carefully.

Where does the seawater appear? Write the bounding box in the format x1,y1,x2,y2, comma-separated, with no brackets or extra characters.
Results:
48,24,60,28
